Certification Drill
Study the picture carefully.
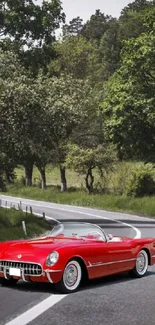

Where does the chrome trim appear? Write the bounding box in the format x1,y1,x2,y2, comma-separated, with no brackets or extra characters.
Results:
151,255,155,258
4,266,9,279
45,270,62,284
21,268,28,282
0,260,43,277
46,271,53,283
45,269,62,273
87,258,136,268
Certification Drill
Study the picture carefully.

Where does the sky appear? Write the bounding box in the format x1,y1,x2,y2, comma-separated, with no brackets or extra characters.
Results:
37,0,134,23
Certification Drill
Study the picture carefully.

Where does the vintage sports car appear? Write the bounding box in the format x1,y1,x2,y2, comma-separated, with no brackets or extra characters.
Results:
0,222,155,293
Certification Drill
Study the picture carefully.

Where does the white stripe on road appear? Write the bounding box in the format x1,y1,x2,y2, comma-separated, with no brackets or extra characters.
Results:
5,294,66,325
0,196,141,239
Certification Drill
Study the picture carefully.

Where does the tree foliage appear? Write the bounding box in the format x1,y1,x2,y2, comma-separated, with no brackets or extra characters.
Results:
48,36,100,82
0,0,65,46
81,10,113,42
120,0,154,18
102,7,155,161
66,143,117,193
62,16,83,38
0,0,65,74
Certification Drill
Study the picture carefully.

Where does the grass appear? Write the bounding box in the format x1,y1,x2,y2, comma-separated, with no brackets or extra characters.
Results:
0,207,51,242
5,183,155,218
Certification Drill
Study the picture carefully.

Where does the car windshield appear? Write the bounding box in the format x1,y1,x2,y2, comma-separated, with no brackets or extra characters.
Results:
44,223,106,241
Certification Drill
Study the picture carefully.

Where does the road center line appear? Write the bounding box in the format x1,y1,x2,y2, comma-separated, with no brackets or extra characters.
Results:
5,294,66,325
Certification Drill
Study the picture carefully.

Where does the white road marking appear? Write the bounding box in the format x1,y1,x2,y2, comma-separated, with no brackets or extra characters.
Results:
5,294,66,325
0,196,141,238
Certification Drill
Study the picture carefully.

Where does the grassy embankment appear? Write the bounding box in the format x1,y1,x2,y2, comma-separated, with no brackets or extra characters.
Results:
4,164,155,218
0,207,51,241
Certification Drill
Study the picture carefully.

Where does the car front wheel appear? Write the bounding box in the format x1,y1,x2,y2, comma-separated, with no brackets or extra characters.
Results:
129,249,148,278
54,260,82,294
0,277,18,286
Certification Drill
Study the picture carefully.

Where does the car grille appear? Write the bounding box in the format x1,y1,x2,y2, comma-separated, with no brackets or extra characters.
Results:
0,260,43,276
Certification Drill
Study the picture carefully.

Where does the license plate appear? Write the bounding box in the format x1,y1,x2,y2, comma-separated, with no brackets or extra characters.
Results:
9,268,21,277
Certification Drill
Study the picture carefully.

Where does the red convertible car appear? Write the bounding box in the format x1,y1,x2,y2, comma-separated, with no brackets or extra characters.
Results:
0,222,155,293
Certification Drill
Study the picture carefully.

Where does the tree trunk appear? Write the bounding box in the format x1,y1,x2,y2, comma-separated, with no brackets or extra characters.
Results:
60,166,67,192
38,166,46,190
5,171,12,184
0,169,5,191
24,163,33,186
85,168,94,194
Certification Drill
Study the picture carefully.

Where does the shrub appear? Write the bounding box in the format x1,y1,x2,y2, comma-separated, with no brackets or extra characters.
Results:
126,168,155,197
33,177,41,188
105,162,134,195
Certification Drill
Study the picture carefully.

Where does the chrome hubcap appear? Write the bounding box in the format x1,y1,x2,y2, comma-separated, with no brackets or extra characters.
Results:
136,253,146,273
64,264,78,287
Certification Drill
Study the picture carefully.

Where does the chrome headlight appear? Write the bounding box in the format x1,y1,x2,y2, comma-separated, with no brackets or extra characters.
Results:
46,251,59,266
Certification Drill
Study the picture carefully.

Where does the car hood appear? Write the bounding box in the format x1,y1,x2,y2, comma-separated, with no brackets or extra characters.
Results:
0,236,85,263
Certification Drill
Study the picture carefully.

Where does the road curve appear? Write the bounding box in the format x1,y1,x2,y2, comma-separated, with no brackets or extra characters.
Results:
0,194,153,238
0,194,155,325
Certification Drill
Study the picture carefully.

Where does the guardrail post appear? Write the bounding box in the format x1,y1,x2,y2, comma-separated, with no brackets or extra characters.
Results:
43,212,45,220
30,206,33,214
22,221,27,236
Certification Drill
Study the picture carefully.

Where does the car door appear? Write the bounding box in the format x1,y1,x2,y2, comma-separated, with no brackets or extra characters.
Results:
105,240,136,274
86,241,110,279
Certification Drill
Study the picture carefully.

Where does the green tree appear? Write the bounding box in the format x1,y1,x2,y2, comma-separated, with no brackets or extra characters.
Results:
120,0,153,18
102,8,155,162
62,16,83,38
99,19,121,79
81,9,113,42
0,0,65,46
0,0,65,75
0,51,44,186
34,74,93,191
65,143,117,193
48,35,100,82
0,50,96,191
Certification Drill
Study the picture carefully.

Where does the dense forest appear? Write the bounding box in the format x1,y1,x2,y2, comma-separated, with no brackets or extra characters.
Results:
0,0,155,196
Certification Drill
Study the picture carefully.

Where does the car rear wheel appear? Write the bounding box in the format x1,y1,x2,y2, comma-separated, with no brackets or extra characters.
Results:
129,250,148,278
54,260,82,294
0,277,18,286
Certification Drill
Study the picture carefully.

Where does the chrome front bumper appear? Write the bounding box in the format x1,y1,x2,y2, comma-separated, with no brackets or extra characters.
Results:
0,260,62,283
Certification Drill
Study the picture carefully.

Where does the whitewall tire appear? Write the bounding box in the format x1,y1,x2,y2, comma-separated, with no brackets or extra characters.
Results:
129,250,148,278
55,260,82,294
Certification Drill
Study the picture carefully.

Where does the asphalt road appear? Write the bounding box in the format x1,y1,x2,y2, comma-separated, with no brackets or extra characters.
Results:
0,195,155,325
